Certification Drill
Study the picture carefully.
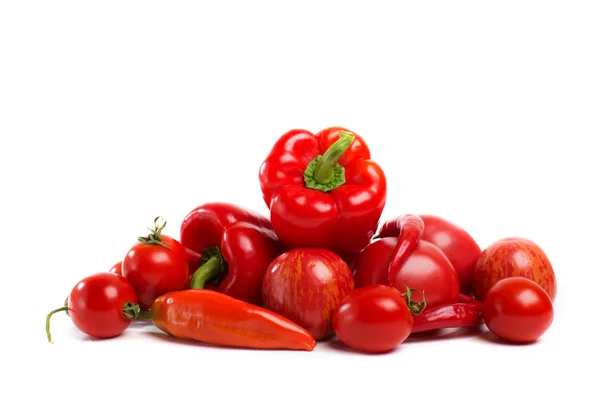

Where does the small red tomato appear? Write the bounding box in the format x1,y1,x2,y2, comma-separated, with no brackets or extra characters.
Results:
483,277,554,343
353,237,460,309
473,237,557,302
46,272,139,343
419,215,481,293
122,217,189,309
262,248,354,340
109,261,122,275
333,285,414,353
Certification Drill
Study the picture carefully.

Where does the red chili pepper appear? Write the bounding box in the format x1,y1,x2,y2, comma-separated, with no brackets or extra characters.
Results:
151,290,316,351
381,214,425,285
258,127,387,260
458,293,480,304
411,302,484,334
180,202,286,305
354,213,461,309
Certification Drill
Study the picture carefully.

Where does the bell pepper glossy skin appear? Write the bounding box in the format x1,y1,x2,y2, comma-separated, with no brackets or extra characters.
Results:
259,127,386,259
180,202,286,305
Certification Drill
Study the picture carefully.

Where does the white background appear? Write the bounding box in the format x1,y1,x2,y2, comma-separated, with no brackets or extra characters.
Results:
1,1,599,399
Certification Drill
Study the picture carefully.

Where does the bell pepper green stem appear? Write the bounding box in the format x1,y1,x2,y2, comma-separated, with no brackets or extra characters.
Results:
313,131,355,183
190,255,224,289
46,306,68,344
304,131,355,192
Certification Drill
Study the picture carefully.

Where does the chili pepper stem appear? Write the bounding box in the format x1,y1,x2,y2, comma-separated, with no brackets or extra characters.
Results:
304,131,355,192
46,306,68,344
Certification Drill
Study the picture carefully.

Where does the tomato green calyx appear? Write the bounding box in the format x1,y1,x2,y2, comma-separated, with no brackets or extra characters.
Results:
190,246,228,289
46,306,69,344
304,131,355,192
138,216,170,248
402,285,427,315
122,302,141,319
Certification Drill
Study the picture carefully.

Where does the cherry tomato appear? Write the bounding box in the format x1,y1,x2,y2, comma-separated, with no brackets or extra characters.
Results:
354,237,460,309
122,218,189,309
483,277,554,343
333,285,413,353
419,215,481,293
109,261,122,275
46,272,139,343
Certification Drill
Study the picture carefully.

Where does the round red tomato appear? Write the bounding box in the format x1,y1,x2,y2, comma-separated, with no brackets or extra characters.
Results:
353,237,460,309
483,277,554,343
122,218,189,309
123,237,189,309
419,215,481,293
333,285,413,353
47,272,139,343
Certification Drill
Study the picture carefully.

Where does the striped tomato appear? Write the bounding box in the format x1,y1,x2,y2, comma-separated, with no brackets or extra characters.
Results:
262,248,354,341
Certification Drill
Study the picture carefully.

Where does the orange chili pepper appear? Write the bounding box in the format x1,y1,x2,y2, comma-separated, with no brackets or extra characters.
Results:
150,290,316,351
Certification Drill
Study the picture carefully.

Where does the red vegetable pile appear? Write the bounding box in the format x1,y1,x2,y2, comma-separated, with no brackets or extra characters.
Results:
46,127,557,353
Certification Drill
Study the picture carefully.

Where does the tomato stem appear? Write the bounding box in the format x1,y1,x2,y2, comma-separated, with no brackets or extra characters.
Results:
304,131,355,192
138,310,153,319
138,216,170,248
122,302,141,319
46,306,68,344
402,285,427,315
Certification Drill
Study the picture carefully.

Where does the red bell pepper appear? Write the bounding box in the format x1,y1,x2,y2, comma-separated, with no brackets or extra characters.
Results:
258,127,387,259
179,202,286,305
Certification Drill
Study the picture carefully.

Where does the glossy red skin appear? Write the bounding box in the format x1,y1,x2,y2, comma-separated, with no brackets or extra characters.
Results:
333,285,413,353
122,235,189,310
184,247,203,276
418,215,481,293
353,238,460,309
109,261,122,275
483,277,554,343
68,272,138,338
180,202,286,305
259,127,387,256
412,302,484,333
473,237,557,302
152,290,316,351
262,248,354,340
